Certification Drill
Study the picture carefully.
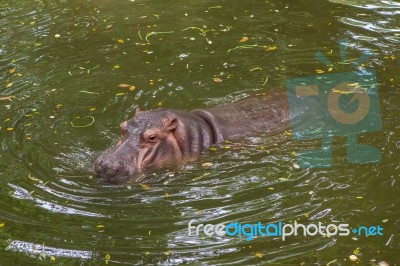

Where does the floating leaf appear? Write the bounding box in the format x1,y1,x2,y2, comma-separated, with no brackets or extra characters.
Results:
353,248,360,255
6,128,14,131
165,192,170,198
70,116,95,128
239,36,249,43
79,90,99,94
0,95,15,101
213,77,223,83
116,92,126,96
50,256,56,261
6,82,13,88
255,252,264,258
265,45,277,51
96,224,105,228
382,219,388,223
285,130,292,136
118,84,131,88
202,162,213,167
117,39,125,44
356,196,363,199
114,65,120,69
105,253,111,264
8,67,16,74
349,254,358,262
89,107,96,111
293,163,300,169
0,223,5,228
209,147,217,151
141,184,152,191
315,69,325,74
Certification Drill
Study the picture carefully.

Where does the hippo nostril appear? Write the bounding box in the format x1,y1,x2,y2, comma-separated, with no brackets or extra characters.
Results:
93,155,137,181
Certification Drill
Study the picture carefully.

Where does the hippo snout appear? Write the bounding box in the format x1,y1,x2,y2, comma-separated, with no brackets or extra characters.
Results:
93,155,137,182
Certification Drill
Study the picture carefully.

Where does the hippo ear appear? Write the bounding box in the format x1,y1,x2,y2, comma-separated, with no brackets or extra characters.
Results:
163,118,178,132
134,106,141,117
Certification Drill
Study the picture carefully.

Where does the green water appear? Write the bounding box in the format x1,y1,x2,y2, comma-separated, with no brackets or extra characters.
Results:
0,0,399,265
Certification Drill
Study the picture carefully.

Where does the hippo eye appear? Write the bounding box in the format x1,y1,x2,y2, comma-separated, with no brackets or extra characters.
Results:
147,134,157,144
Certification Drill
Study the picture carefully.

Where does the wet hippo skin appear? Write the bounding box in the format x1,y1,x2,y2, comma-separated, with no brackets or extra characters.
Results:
92,92,290,182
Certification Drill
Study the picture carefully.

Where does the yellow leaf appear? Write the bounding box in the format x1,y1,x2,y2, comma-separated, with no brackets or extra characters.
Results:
117,39,125,44
255,252,264,258
0,95,15,101
28,174,39,182
202,162,213,167
353,248,360,255
129,85,136,91
116,92,126,96
118,84,131,88
96,224,105,228
157,101,163,107
89,107,96,111
105,253,111,260
114,65,120,69
50,256,56,261
0,223,5,228
6,82,13,88
315,69,324,74
331,89,353,95
141,184,152,191
356,196,363,199
265,45,277,51
8,67,16,74
239,36,249,43
165,192,170,198
6,128,14,131
213,77,223,83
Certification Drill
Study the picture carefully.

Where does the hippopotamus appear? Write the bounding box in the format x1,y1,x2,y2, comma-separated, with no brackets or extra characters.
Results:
93,92,290,182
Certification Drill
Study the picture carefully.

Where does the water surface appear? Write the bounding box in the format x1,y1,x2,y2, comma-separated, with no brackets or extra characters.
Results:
0,0,399,264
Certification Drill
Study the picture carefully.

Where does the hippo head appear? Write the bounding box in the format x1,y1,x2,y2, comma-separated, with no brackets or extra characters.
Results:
93,107,185,182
